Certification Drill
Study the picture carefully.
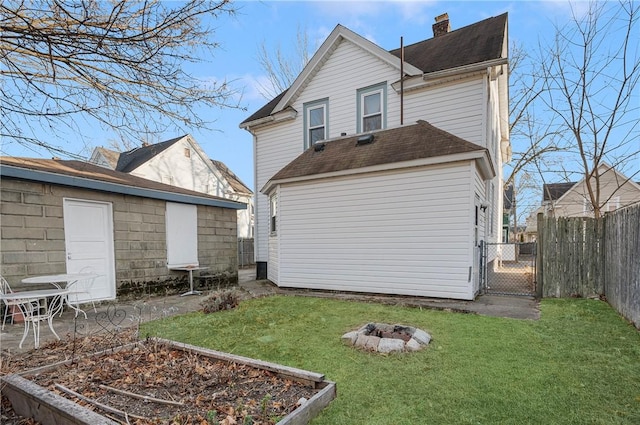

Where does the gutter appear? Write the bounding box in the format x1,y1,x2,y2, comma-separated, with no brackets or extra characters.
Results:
262,150,495,194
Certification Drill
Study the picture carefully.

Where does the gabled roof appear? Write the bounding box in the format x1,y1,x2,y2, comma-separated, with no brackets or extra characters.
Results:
92,147,120,169
263,120,493,193
242,13,508,127
541,164,640,205
115,136,184,172
211,160,253,195
542,182,577,202
0,157,246,210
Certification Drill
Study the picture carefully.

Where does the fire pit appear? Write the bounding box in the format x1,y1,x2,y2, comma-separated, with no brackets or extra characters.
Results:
341,323,431,353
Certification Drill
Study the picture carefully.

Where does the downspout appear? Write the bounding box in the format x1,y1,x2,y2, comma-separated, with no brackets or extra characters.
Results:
400,36,404,126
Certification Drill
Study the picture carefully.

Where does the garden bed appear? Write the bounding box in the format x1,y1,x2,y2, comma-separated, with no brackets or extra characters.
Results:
2,338,335,425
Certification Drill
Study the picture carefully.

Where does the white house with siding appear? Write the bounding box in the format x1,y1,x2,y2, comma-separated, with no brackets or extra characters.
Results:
240,13,510,300
90,135,254,238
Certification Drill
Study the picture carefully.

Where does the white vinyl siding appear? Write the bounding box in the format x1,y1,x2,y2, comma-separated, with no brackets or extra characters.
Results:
276,163,476,299
254,39,401,262
294,39,401,139
403,77,485,146
252,40,497,266
254,122,303,261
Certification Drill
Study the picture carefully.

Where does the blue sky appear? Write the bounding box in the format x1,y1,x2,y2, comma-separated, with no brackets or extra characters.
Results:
2,0,635,198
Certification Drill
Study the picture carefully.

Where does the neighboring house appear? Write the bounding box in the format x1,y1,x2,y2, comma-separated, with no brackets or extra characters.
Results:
89,135,254,238
525,164,640,239
240,13,510,300
0,157,245,300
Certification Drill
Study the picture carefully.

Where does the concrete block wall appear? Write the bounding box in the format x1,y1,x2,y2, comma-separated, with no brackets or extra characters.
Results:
1,177,238,295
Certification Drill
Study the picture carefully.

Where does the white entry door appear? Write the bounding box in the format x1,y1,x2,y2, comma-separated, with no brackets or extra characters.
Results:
63,198,116,302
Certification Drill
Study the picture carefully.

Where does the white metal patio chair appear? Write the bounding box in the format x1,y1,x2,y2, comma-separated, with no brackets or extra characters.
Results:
1,275,30,330
19,293,66,349
65,267,98,318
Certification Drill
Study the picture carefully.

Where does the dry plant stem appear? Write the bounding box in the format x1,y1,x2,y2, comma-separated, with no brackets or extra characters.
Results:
54,383,149,422
98,384,185,407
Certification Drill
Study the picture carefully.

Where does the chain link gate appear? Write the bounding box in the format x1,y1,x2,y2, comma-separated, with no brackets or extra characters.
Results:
480,241,537,296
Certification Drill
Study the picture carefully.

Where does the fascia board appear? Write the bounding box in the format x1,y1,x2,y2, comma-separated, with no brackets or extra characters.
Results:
0,165,246,210
391,70,486,93
261,150,489,194
239,108,297,131
273,25,422,114
423,58,508,81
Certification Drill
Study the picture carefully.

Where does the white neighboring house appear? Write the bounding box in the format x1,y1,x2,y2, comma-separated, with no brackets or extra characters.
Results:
240,13,511,300
90,135,254,238
525,164,640,240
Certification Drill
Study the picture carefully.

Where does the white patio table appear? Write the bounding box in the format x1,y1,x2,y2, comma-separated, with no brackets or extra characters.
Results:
22,273,99,318
0,288,70,348
169,266,209,296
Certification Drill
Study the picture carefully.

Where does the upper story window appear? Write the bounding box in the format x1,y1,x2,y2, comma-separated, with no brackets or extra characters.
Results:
357,82,386,133
304,98,329,149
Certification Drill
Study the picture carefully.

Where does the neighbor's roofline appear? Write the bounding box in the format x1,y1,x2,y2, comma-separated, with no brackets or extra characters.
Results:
0,164,246,210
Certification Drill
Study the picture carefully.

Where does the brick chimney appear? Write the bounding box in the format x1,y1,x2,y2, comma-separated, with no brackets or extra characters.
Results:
432,13,451,37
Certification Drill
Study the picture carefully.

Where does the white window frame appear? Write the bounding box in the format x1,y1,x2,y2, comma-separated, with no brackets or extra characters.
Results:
303,99,329,149
357,82,386,133
269,194,277,235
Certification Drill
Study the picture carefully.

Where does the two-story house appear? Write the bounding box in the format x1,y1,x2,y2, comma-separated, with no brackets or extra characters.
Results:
240,13,510,300
90,135,254,238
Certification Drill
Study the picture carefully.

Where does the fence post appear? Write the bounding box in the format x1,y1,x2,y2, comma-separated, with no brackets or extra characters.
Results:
535,213,544,299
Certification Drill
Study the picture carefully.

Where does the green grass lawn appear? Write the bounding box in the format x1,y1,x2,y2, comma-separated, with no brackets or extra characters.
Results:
142,296,640,424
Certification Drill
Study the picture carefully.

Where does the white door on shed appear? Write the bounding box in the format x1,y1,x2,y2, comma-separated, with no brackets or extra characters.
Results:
63,198,116,302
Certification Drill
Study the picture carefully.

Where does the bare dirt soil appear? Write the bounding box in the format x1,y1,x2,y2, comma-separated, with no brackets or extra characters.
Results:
1,330,318,425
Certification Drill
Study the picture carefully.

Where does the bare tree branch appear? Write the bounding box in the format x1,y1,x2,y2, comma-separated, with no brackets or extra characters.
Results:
0,0,244,156
255,24,313,99
536,0,640,217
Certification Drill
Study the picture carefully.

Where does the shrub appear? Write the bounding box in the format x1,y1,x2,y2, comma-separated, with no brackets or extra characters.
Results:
201,289,242,313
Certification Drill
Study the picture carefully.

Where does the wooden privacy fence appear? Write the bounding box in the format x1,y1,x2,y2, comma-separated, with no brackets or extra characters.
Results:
536,204,640,328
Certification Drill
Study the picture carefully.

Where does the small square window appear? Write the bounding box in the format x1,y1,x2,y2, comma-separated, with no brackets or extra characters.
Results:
184,148,191,158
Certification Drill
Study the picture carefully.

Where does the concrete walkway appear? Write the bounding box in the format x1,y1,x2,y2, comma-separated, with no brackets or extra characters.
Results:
0,268,538,353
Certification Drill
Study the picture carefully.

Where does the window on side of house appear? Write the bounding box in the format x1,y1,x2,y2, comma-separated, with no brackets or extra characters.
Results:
303,99,329,149
357,82,386,133
270,194,277,234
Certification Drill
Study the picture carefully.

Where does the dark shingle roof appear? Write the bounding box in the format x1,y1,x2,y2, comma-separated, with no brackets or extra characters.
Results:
389,13,507,73
268,120,486,184
211,160,253,195
115,136,184,172
241,90,288,126
0,157,241,207
242,13,507,126
542,182,576,202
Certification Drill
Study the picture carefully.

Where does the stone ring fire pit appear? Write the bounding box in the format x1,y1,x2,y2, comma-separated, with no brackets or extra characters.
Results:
341,323,431,353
